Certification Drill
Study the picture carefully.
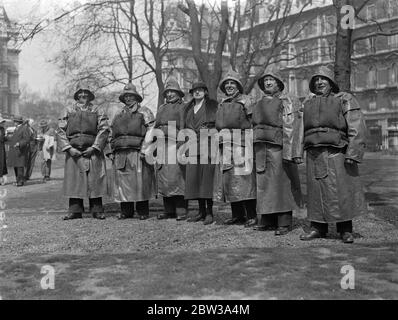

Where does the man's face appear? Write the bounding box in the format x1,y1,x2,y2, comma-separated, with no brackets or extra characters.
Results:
224,80,239,96
314,76,332,95
124,94,138,106
77,91,90,104
262,76,279,94
165,90,179,102
193,88,206,100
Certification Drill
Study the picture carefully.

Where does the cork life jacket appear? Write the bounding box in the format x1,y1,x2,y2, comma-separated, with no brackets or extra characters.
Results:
252,96,283,146
303,95,348,149
66,109,98,150
111,110,146,150
215,99,251,131
155,102,183,137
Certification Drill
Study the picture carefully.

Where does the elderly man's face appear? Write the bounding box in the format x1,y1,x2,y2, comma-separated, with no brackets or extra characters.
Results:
262,76,279,94
314,76,332,95
224,80,239,96
124,94,138,106
193,88,206,101
165,90,179,102
77,91,90,104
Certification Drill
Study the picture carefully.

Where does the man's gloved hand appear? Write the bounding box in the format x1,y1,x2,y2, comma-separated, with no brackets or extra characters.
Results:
292,157,303,164
68,147,82,158
82,147,96,158
107,153,114,161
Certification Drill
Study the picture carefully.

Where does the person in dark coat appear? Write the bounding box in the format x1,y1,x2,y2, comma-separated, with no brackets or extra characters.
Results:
107,83,156,220
183,82,218,225
299,66,367,244
252,68,303,235
154,76,188,221
25,119,39,181
213,69,257,226
57,85,110,220
7,115,31,187
0,116,8,185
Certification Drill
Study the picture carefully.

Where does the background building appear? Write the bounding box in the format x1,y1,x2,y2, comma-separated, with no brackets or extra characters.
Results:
0,4,20,117
164,0,398,151
239,0,398,151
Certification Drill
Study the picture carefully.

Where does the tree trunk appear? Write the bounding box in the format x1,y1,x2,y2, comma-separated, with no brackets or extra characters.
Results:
334,0,353,92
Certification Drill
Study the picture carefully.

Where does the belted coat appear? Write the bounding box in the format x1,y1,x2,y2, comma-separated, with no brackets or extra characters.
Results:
303,92,367,222
182,97,218,200
57,102,110,199
108,103,156,202
154,99,186,197
213,93,257,203
253,92,303,215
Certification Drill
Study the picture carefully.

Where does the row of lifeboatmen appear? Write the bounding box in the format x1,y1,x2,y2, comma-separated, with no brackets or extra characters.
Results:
57,65,367,243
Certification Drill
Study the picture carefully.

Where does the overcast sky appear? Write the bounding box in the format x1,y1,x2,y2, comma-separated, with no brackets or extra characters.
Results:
3,0,83,95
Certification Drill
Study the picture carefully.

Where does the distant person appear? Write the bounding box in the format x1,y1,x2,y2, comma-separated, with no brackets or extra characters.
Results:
38,119,56,182
0,116,8,185
8,115,31,187
25,119,38,180
57,84,110,220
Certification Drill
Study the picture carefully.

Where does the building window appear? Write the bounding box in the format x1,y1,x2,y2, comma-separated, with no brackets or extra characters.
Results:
369,96,377,110
367,4,377,20
377,68,389,87
324,15,336,34
392,97,398,109
391,63,398,84
388,34,398,49
355,70,367,89
390,0,398,17
368,66,377,87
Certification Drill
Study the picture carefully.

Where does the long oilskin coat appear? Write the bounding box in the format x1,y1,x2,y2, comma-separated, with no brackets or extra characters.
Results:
254,93,303,215
304,92,367,223
7,123,31,168
213,93,257,203
155,100,186,197
57,102,110,199
109,104,156,202
182,98,218,200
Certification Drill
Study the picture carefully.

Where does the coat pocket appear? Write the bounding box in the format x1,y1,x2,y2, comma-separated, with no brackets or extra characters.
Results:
254,144,266,173
310,150,328,179
115,153,127,170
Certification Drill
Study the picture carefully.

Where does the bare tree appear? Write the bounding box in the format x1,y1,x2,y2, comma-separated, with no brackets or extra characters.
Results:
179,0,314,96
333,0,398,91
178,0,229,99
17,0,182,107
230,0,314,93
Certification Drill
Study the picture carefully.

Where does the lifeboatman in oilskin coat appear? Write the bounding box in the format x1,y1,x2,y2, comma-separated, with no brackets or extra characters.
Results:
107,83,156,220
57,84,110,220
300,66,367,244
252,68,303,236
213,69,257,226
